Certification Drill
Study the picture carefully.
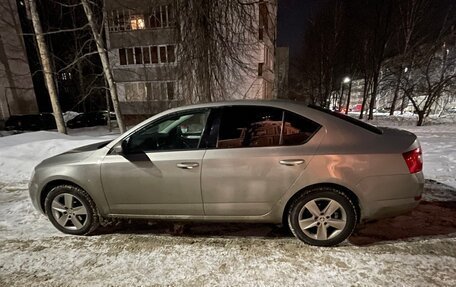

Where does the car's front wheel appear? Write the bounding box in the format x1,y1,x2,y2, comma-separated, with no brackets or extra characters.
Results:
44,185,99,235
288,187,357,246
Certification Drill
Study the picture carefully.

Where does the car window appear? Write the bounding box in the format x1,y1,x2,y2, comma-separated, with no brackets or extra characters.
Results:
217,106,283,148
126,110,209,153
216,106,321,149
282,111,321,145
308,105,383,134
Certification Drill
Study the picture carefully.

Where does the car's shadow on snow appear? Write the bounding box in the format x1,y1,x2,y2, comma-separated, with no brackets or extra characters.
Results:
95,180,456,245
96,220,293,239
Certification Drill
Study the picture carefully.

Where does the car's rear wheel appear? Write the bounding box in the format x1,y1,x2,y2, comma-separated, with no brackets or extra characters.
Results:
44,185,99,235
288,187,357,246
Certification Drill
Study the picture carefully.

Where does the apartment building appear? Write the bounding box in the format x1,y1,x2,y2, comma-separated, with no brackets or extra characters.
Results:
0,0,38,120
105,0,276,119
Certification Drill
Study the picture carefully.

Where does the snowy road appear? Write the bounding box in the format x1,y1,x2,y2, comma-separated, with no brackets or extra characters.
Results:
0,123,455,286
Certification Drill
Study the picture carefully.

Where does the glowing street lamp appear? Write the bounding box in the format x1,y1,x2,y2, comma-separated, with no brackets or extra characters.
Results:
343,77,351,84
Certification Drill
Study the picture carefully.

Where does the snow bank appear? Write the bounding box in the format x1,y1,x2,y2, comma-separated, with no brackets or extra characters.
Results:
0,130,117,186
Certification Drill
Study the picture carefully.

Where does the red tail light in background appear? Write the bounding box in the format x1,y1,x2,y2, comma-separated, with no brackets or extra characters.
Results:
402,147,423,174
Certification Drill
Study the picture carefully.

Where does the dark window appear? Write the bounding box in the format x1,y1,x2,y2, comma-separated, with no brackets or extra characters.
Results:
167,82,175,100
282,112,321,145
151,46,158,63
259,2,269,31
135,47,142,64
217,106,283,149
126,110,209,153
258,63,264,76
150,11,161,28
143,47,150,64
167,45,175,62
167,6,175,26
119,48,126,65
308,105,383,134
127,48,134,64
159,46,167,63
160,5,167,26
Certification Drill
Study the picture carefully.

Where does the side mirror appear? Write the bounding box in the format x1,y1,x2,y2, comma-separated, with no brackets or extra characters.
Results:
111,143,123,155
111,138,129,155
121,138,130,154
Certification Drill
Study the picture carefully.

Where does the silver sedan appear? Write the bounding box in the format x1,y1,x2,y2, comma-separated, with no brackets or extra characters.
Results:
29,100,424,246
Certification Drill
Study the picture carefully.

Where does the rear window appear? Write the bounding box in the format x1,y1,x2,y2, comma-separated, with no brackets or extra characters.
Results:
308,105,383,135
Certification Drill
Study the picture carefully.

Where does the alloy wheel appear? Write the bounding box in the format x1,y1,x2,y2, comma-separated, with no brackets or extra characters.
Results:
51,193,88,231
297,198,347,241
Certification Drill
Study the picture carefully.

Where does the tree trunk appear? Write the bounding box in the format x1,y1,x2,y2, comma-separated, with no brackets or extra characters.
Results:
345,80,352,115
28,0,66,134
389,68,402,115
81,0,126,133
359,77,370,119
417,111,425,126
106,85,112,132
338,84,345,112
368,71,380,120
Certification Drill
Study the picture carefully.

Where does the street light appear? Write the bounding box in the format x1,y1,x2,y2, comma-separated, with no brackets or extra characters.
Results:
343,77,351,84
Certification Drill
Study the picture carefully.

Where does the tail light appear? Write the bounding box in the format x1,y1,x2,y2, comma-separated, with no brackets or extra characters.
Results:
402,147,423,174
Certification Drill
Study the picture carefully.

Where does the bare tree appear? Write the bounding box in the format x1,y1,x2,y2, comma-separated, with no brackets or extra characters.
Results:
402,41,456,125
28,0,67,133
386,0,431,115
297,0,345,107
80,0,126,133
175,0,262,103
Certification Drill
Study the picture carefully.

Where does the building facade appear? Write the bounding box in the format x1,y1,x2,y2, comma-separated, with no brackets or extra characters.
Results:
0,0,38,120
105,0,276,119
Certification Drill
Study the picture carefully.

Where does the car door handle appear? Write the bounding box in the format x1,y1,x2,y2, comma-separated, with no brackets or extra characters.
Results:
177,162,200,169
279,159,305,166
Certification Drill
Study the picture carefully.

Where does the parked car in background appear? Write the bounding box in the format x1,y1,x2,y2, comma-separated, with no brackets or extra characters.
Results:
5,113,56,131
67,111,116,129
351,104,363,112
29,100,424,246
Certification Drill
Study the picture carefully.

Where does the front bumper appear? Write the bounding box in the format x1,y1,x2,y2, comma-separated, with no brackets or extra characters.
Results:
28,169,44,214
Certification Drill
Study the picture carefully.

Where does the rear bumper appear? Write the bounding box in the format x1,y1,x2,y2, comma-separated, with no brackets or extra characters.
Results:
361,197,420,222
356,172,424,221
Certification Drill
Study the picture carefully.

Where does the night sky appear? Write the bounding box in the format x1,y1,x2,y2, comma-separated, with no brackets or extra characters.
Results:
277,0,324,60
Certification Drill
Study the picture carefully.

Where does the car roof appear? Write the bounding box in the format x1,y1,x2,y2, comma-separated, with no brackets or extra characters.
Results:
165,99,310,112
107,99,383,151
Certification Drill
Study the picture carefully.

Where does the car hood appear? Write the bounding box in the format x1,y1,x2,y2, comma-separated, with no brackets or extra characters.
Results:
36,140,111,169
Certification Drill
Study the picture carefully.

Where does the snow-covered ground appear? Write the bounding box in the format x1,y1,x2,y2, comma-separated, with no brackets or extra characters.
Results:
0,119,455,286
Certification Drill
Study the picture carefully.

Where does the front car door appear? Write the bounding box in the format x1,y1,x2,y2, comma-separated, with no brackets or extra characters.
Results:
100,109,210,216
201,105,323,216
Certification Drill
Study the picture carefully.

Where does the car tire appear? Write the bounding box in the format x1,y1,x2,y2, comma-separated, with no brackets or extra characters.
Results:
288,187,357,247
44,185,99,235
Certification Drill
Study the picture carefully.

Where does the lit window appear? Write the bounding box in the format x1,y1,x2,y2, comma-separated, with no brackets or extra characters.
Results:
130,15,145,30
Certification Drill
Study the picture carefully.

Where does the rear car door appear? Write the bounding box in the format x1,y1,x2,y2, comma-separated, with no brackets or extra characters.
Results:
201,105,323,216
